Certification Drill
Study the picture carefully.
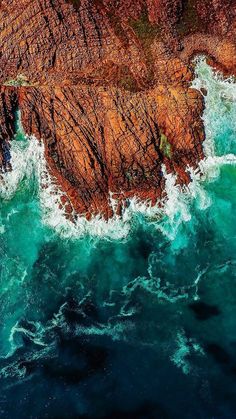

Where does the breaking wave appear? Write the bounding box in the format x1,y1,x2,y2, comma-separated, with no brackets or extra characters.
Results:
0,57,236,418
1,58,235,242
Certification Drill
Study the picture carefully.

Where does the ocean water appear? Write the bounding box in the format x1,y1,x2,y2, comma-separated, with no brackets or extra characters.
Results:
0,58,236,418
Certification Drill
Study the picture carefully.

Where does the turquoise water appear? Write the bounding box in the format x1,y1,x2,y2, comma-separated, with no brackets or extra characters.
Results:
0,59,236,418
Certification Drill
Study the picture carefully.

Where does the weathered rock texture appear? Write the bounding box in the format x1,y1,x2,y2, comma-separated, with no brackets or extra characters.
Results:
0,0,235,217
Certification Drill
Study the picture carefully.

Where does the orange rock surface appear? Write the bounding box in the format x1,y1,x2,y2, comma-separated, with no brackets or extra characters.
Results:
0,0,235,217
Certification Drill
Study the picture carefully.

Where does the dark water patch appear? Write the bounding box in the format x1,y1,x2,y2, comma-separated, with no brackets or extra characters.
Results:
42,359,88,385
17,359,37,376
42,334,109,385
50,405,168,419
229,365,236,376
189,301,221,321
80,298,98,320
205,343,231,365
62,295,99,326
98,401,169,419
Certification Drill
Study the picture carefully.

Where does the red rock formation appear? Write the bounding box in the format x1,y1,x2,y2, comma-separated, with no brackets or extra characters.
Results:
0,0,235,217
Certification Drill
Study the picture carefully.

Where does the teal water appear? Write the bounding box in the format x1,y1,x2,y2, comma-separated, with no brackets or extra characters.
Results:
0,59,236,418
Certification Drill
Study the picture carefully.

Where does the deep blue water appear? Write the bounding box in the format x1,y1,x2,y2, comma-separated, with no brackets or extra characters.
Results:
0,60,236,418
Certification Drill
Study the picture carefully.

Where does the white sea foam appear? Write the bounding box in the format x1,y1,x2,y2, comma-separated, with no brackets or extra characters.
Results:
39,153,236,241
0,58,235,240
0,135,41,199
170,329,205,375
0,135,131,240
192,56,236,158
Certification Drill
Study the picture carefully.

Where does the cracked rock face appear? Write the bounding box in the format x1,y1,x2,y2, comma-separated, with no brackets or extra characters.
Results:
0,0,235,218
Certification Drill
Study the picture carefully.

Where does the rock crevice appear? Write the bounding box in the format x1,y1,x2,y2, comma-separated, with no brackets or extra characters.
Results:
0,0,235,217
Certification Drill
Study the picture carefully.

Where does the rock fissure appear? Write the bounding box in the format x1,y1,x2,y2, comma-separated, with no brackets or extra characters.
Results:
0,0,235,217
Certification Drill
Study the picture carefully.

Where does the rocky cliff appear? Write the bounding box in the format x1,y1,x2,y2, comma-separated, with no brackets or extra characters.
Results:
0,0,235,218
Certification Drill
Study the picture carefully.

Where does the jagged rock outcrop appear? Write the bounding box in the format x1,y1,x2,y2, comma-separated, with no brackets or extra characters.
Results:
0,0,235,217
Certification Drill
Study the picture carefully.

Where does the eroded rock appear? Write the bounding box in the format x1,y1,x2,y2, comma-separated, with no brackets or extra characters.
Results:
0,0,235,217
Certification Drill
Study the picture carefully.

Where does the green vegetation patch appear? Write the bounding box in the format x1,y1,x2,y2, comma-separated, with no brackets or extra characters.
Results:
4,74,30,87
118,66,137,92
160,133,172,158
129,11,161,47
119,74,137,91
176,0,206,37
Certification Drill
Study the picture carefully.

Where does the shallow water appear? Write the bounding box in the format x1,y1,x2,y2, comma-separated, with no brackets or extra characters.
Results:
0,59,236,418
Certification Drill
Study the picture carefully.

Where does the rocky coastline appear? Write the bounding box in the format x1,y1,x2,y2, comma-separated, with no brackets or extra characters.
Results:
0,0,235,218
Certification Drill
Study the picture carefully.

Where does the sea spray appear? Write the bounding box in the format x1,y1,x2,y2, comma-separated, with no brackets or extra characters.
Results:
0,60,235,242
36,58,236,240
192,56,236,157
0,136,42,199
0,58,236,418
